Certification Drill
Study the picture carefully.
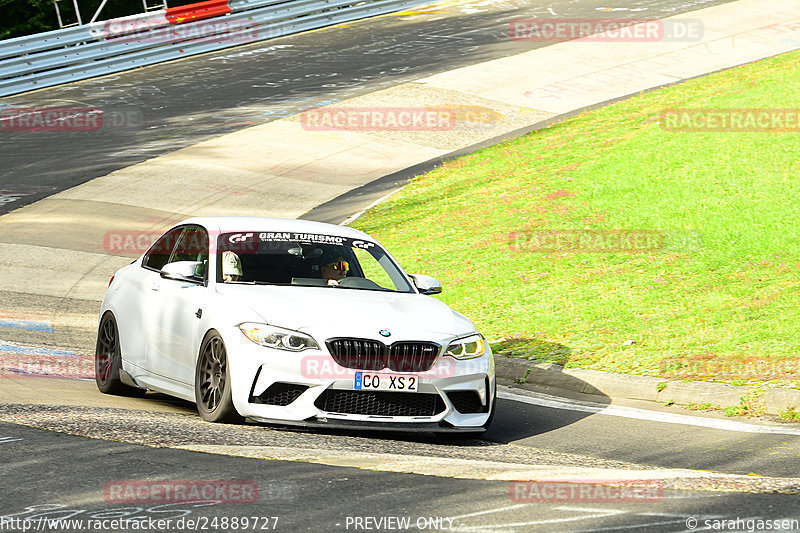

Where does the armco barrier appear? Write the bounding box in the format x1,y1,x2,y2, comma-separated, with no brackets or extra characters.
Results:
0,0,432,97
166,0,231,24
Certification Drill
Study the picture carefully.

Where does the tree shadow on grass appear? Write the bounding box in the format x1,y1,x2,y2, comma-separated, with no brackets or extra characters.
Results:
490,337,573,366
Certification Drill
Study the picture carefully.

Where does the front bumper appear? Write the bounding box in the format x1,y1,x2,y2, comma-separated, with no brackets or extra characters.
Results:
226,330,495,430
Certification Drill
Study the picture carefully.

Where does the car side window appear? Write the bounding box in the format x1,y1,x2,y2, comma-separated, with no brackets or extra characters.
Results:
142,227,184,272
352,248,406,291
169,226,210,279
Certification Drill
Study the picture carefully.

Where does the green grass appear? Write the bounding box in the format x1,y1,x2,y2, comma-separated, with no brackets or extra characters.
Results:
353,50,800,386
779,406,800,421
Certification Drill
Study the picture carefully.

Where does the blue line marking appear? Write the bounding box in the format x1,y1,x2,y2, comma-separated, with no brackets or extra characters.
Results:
0,319,53,332
0,341,77,358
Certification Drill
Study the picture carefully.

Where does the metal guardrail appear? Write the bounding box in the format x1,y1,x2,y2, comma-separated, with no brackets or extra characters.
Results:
165,0,231,23
0,0,432,97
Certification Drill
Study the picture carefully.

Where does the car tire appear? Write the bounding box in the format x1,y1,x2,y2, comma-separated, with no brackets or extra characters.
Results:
195,331,243,424
95,312,146,397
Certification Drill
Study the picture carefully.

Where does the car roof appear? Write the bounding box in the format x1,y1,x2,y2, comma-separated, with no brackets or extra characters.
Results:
177,216,373,240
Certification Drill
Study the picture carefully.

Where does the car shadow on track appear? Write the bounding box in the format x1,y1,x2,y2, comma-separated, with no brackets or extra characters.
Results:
237,365,609,448
100,347,611,448
485,346,612,443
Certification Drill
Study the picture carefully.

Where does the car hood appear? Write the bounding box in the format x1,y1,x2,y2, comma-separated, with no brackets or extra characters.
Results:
215,284,476,341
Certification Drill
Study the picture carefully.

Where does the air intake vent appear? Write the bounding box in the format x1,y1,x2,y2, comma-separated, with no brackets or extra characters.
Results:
446,390,487,414
251,383,309,406
314,389,446,417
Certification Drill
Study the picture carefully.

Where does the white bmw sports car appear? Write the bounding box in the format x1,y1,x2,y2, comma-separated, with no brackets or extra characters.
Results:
96,217,495,435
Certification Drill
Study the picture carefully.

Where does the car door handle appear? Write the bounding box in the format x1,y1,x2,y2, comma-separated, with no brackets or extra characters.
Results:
195,309,203,319
151,280,159,291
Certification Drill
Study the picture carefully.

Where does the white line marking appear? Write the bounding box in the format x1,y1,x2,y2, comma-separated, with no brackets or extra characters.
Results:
640,513,722,518
454,506,626,529
410,504,529,532
447,504,529,520
569,518,689,532
498,386,800,435
553,506,627,514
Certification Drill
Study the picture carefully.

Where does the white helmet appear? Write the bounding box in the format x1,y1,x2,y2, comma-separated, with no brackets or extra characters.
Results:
222,251,243,276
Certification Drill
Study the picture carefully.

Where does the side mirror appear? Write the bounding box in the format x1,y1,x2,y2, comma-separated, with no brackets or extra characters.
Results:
408,274,442,295
160,261,204,283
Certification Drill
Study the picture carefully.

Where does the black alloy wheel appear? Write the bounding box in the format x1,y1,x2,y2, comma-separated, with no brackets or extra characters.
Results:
195,331,242,423
95,312,145,396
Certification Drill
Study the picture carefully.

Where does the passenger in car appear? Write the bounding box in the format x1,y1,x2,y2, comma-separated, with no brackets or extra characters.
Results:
222,250,243,282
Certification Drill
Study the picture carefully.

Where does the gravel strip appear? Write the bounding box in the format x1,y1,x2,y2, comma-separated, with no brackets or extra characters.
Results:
0,403,642,468
284,83,552,150
2,403,800,496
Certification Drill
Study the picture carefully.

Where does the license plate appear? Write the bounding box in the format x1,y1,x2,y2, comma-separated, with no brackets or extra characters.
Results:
354,372,419,392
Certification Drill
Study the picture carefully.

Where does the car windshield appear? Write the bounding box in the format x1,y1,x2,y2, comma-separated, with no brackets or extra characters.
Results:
216,231,414,293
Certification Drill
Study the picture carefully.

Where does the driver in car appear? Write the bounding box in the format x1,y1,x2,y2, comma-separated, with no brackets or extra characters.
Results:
222,250,242,282
320,255,348,284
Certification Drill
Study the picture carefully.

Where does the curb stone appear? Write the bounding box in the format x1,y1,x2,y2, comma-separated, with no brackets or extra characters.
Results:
494,355,800,417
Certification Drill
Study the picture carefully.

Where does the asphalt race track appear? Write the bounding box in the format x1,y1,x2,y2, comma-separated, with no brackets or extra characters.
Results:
0,0,736,215
4,0,800,531
4,420,800,532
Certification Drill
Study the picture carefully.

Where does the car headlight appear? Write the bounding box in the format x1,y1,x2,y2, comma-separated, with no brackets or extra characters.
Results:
238,322,320,352
445,334,486,360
